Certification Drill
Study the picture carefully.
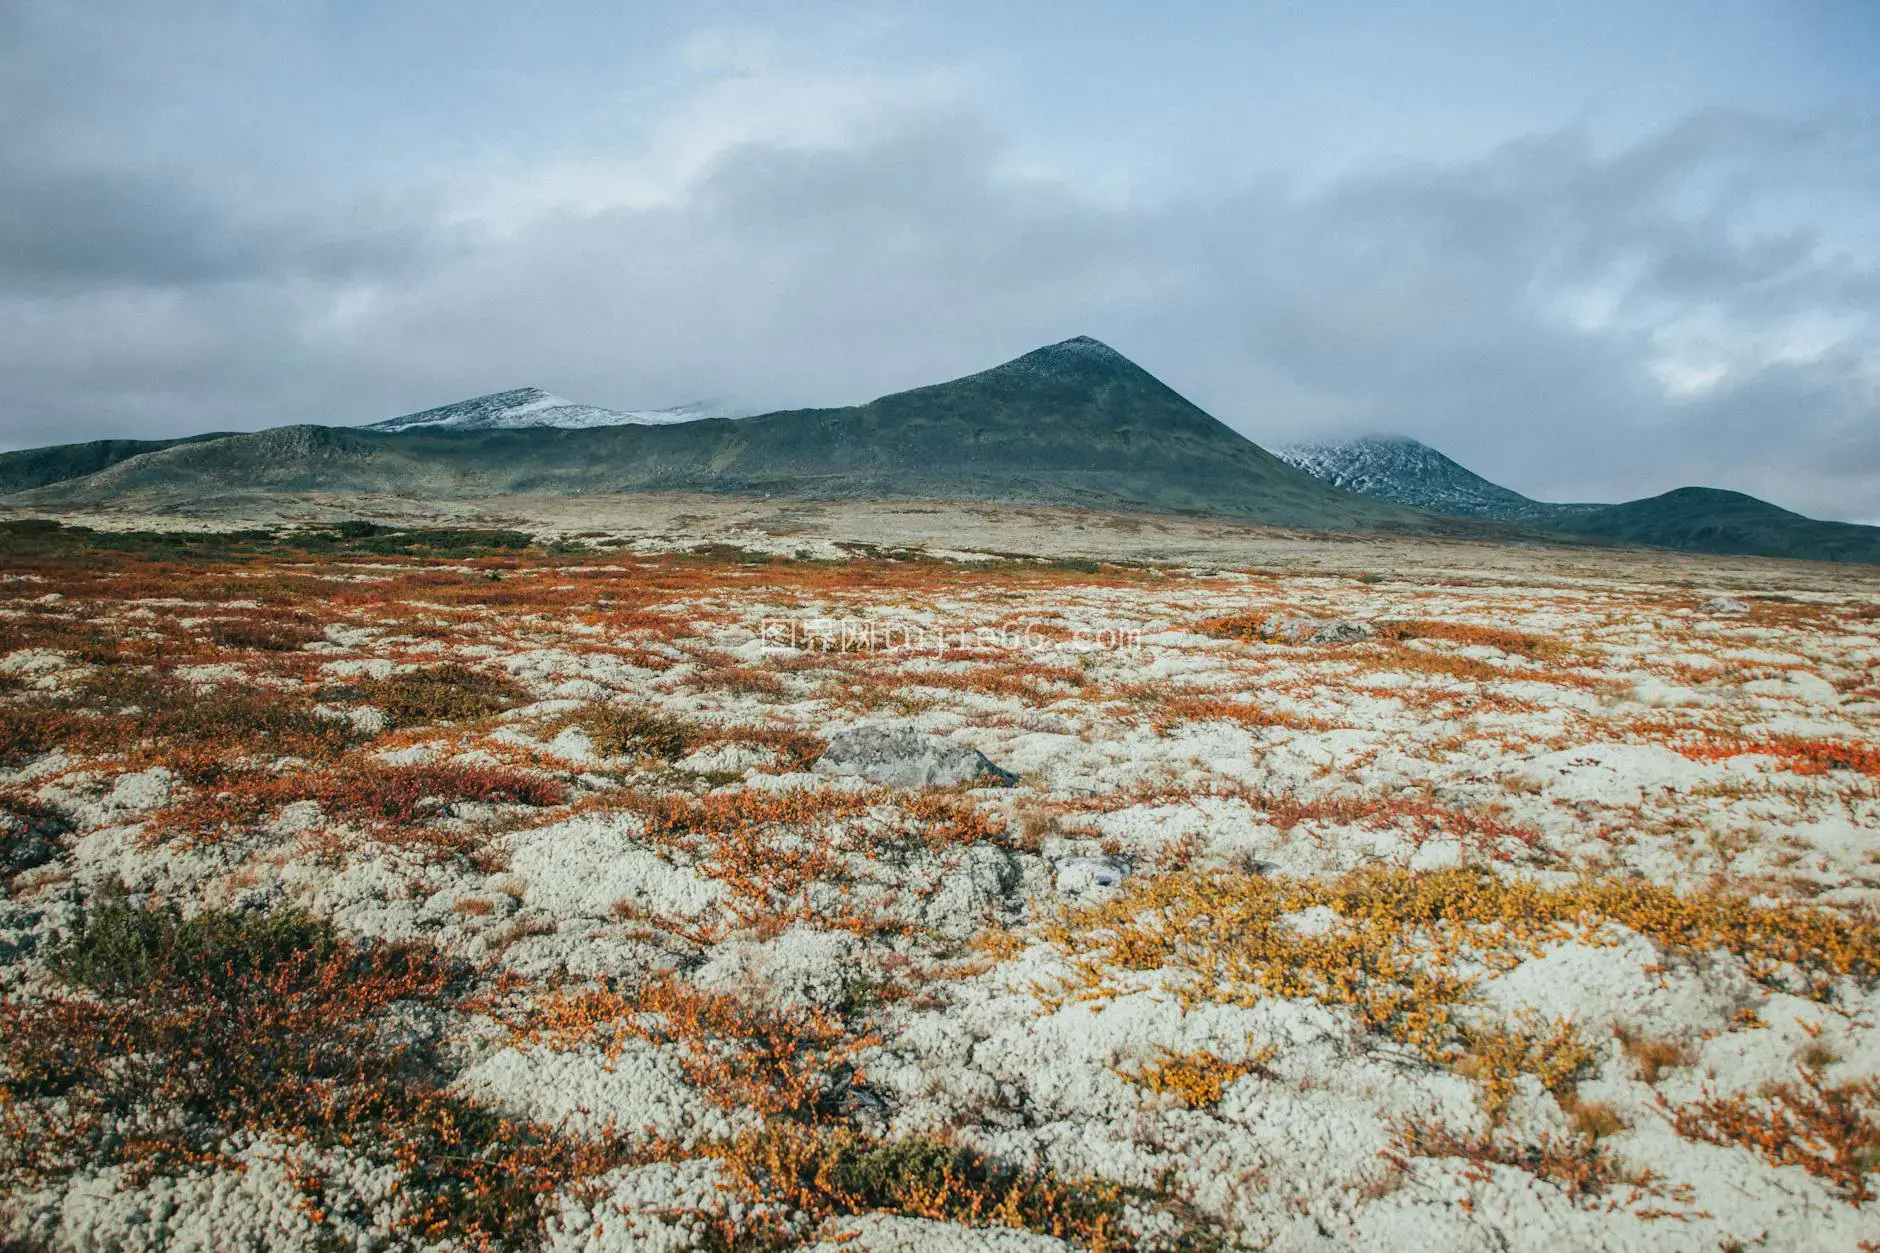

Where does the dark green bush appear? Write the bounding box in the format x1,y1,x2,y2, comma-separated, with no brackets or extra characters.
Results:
50,898,338,996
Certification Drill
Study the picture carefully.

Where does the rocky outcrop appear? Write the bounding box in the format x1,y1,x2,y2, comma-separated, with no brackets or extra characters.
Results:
813,727,1018,788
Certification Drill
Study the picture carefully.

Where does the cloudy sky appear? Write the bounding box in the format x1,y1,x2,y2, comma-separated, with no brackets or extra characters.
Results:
3,1,1877,520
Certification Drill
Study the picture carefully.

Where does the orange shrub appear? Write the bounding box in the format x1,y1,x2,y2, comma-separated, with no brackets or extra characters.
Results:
1673,1069,1880,1204
687,1125,1133,1249
1645,729,1880,779
1193,612,1269,642
1372,618,1568,659
505,976,863,1117
1141,693,1343,735
1385,1120,1671,1206
1125,1047,1274,1108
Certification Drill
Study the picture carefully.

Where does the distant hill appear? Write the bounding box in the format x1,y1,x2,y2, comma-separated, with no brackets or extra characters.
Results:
364,387,736,433
6,338,1450,532
1564,487,1880,563
0,393,734,498
0,433,233,497
1278,434,1880,563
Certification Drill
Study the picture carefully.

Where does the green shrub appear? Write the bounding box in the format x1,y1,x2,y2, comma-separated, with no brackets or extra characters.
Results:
50,898,338,996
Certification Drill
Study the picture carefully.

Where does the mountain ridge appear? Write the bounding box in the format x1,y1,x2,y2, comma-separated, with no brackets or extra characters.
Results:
8,342,1875,563
1278,433,1880,563
364,387,736,433
0,432,236,497
5,337,1445,533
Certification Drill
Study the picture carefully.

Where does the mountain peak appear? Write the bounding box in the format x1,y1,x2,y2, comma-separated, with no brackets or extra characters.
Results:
1045,334,1125,355
961,336,1148,392
1025,335,1131,366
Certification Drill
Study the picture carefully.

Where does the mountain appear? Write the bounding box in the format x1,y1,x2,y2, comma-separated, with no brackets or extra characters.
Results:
1564,487,1880,564
10,356,1874,563
0,433,234,497
363,387,733,433
0,391,731,497
5,337,1453,532
1274,435,1549,520
1277,433,1880,563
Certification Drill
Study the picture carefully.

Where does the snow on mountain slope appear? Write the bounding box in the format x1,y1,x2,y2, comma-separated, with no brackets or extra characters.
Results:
364,388,737,434
1273,434,1542,519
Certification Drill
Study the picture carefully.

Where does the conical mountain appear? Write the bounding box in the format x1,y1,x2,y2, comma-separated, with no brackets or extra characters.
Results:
832,335,1288,459
8,337,1428,529
706,335,1386,520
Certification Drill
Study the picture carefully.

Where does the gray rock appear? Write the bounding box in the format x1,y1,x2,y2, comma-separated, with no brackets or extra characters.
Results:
1,803,68,875
1307,619,1375,644
1267,616,1374,644
813,727,1017,788
1053,856,1130,893
821,1064,892,1130
2,831,56,875
1700,596,1750,614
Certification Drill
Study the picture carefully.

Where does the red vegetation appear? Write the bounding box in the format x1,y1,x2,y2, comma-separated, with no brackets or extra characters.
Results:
150,762,566,845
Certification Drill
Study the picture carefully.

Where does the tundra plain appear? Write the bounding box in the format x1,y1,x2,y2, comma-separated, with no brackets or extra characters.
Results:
1,504,1878,1251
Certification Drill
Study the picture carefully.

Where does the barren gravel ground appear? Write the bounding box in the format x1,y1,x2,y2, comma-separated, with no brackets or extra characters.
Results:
1,501,1877,1250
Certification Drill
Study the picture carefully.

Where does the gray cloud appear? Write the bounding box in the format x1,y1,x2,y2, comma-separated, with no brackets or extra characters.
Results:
0,167,446,291
0,15,1874,521
1173,114,1880,515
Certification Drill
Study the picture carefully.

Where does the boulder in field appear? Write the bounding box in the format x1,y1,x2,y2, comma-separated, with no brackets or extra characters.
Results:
1054,856,1130,894
813,727,1018,788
